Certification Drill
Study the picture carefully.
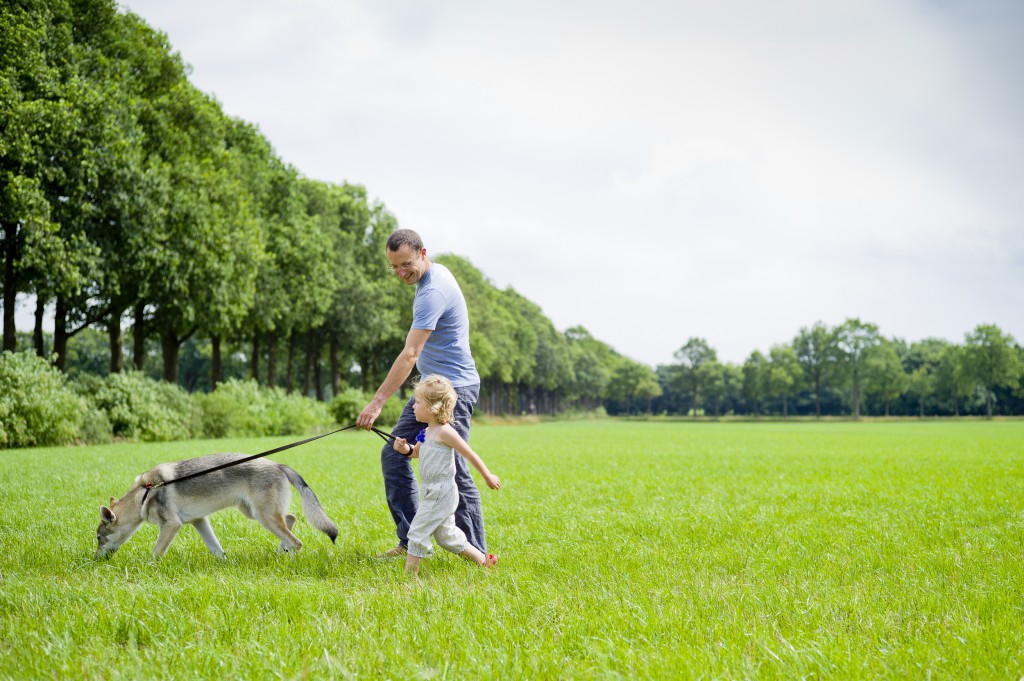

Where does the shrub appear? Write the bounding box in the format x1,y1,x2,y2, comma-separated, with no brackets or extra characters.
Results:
74,371,202,441
264,388,333,436
195,379,267,438
329,387,406,429
0,351,87,448
195,379,333,438
78,407,114,445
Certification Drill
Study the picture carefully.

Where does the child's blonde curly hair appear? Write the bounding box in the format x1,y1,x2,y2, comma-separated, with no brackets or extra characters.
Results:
414,374,457,424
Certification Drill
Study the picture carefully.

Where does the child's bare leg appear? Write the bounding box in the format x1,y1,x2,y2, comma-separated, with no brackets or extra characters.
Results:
460,545,497,567
404,554,422,577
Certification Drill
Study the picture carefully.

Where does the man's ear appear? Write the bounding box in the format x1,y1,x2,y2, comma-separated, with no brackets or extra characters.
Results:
101,506,116,523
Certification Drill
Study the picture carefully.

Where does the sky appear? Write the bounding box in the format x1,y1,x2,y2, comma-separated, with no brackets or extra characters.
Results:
30,0,1024,366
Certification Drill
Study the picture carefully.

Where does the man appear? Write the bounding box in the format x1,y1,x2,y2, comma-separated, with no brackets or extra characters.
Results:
357,228,486,557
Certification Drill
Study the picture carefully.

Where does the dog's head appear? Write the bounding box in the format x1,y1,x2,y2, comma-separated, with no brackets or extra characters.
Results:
95,495,142,559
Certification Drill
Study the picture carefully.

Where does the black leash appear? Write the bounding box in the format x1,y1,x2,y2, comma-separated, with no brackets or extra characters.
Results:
140,423,403,503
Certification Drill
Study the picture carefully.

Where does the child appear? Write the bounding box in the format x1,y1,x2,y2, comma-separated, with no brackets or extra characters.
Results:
393,374,501,577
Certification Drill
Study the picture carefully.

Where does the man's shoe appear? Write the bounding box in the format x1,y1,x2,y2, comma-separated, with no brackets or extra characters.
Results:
375,545,407,559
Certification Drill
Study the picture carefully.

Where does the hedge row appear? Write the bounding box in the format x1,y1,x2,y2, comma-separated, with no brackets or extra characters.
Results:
0,351,404,449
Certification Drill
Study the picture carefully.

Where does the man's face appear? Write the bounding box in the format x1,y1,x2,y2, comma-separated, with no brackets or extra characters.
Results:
387,245,427,285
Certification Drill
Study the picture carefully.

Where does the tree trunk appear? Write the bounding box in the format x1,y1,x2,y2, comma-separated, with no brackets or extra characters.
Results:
52,295,69,371
286,330,298,393
2,224,18,352
132,302,147,370
314,338,324,402
161,328,180,384
250,332,261,384
33,295,46,357
303,329,315,397
814,378,822,418
986,389,994,418
210,334,221,389
266,331,278,388
359,355,370,392
108,305,125,373
329,335,340,399
852,373,861,418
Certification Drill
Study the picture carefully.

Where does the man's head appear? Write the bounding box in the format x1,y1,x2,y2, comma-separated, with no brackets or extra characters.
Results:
386,228,429,285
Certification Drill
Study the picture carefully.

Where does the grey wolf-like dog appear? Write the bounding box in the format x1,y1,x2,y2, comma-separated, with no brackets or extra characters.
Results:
96,453,338,559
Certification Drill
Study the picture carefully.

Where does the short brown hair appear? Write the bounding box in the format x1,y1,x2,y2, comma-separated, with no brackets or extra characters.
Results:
386,228,423,253
414,374,457,424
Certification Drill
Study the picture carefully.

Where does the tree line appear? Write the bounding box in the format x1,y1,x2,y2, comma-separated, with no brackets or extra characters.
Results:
652,320,1023,418
3,1,1021,419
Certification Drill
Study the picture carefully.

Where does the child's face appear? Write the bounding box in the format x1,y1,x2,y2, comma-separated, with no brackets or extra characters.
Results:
413,395,431,423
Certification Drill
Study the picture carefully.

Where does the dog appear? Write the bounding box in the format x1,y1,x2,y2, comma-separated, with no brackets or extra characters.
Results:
96,453,338,559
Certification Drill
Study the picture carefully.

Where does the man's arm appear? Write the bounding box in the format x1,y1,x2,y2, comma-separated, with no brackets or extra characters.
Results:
356,327,432,429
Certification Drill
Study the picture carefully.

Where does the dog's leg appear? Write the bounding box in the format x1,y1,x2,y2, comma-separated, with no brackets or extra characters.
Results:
152,520,183,558
190,517,226,559
256,510,303,553
280,514,298,553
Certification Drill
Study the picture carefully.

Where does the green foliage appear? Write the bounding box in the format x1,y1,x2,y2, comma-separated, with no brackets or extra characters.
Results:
78,406,114,445
0,350,86,448
74,371,201,441
964,324,1022,417
194,378,332,438
329,387,405,429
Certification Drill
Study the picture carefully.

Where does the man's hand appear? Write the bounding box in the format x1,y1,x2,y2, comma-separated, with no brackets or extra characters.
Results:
357,400,382,429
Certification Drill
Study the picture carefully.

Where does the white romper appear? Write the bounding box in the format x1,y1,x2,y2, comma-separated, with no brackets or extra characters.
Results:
406,439,469,559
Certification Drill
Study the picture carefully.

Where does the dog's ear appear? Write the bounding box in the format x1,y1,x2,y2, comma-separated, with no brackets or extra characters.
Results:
101,506,116,523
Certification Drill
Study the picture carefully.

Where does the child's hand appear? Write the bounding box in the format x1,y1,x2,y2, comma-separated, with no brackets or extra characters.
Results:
484,473,501,490
394,437,413,457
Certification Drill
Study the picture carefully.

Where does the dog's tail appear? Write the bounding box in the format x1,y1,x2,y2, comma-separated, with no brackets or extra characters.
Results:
281,466,339,543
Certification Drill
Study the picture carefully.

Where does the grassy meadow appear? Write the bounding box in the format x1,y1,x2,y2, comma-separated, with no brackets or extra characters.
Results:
1,420,1022,679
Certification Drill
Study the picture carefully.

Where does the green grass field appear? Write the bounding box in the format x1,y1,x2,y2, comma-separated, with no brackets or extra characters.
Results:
1,420,1022,679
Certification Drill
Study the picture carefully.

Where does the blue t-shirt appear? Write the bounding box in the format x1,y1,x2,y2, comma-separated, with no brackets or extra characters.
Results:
412,262,480,387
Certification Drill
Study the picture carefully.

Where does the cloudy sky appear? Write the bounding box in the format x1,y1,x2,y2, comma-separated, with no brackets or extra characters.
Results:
112,0,1022,366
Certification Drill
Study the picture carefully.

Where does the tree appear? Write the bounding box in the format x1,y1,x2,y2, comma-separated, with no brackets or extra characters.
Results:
905,366,932,417
864,341,907,416
1,0,102,354
565,326,612,411
793,322,838,418
607,357,660,415
963,324,1021,417
934,344,971,416
702,361,737,417
835,318,881,418
899,338,947,416
741,350,767,416
673,337,717,417
765,344,802,417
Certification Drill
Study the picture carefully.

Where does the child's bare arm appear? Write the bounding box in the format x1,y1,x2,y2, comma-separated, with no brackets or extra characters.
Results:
393,437,419,458
438,425,501,489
